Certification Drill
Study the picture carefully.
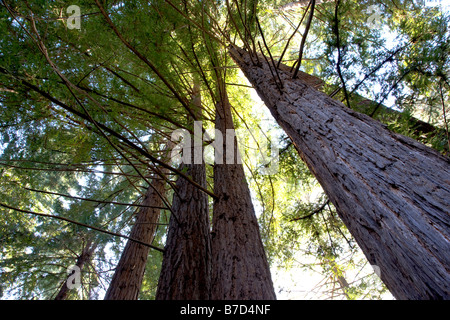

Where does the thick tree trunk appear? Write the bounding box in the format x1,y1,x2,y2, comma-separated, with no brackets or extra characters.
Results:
279,0,327,11
104,176,166,300
55,240,96,300
155,82,212,300
211,86,276,300
155,162,211,300
229,45,450,300
278,64,448,147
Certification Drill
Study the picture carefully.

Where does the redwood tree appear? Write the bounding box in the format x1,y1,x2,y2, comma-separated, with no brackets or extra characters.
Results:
104,173,167,300
211,76,276,300
229,45,450,300
155,83,212,300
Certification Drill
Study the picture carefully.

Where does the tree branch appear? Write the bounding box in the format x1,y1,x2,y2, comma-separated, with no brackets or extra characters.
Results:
11,75,216,199
256,16,283,90
292,0,315,79
332,0,350,108
277,0,312,68
290,199,329,221
0,202,164,253
22,187,168,210
438,81,450,153
94,0,200,122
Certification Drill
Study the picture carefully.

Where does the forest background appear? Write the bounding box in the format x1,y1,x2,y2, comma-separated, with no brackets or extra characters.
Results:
0,0,449,300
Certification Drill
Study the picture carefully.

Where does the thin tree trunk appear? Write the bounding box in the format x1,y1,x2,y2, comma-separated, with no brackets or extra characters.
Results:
54,240,97,300
210,81,276,300
104,175,167,300
155,82,212,300
230,45,450,300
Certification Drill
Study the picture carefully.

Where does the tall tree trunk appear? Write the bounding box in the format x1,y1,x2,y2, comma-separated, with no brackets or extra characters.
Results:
210,82,276,300
229,45,450,300
55,240,97,300
278,63,448,147
104,175,167,300
155,82,212,300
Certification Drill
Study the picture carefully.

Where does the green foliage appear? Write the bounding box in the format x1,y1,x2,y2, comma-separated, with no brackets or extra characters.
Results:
0,0,447,300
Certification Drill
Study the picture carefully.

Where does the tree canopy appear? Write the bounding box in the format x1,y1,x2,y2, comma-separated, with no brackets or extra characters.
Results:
0,0,448,299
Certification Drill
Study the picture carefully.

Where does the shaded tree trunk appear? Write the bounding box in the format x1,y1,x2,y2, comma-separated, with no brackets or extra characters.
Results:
230,45,450,300
155,82,212,300
54,240,97,300
210,82,276,300
104,175,167,300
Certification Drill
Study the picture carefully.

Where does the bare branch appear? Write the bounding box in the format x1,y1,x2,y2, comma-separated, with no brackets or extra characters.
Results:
331,0,350,109
256,16,283,91
277,0,312,68
94,0,197,121
290,199,329,221
23,187,168,210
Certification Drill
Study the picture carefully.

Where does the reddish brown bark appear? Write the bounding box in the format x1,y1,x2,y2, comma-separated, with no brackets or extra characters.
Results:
54,240,97,300
104,176,167,300
230,45,450,300
210,84,276,300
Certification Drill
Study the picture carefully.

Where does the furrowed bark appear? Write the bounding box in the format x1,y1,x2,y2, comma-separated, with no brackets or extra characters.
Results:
155,82,212,300
229,45,450,300
104,175,167,300
211,85,276,300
